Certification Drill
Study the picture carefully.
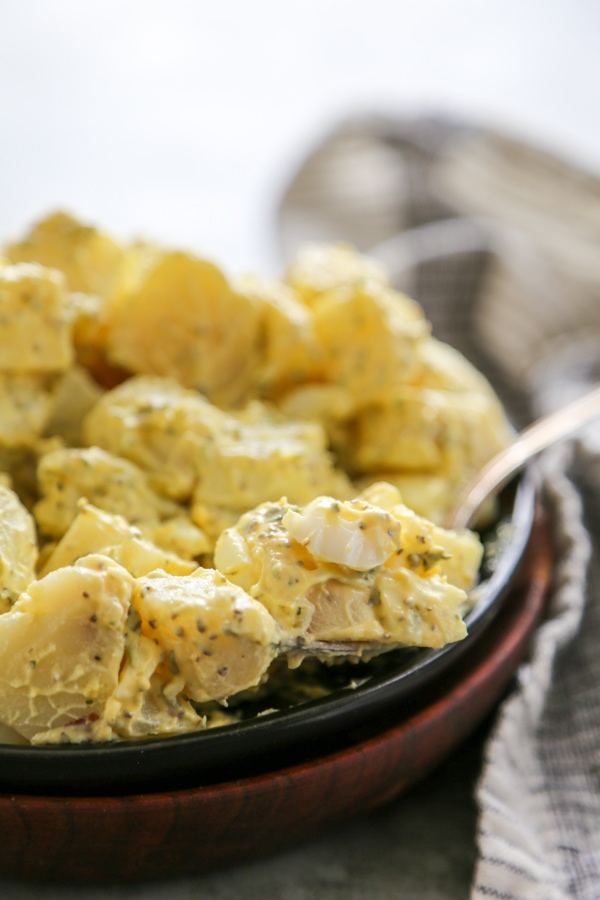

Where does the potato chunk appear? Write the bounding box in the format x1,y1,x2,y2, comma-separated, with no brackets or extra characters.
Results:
6,210,126,301
34,445,181,539
192,419,352,512
132,568,280,703
82,375,228,501
285,242,390,306
39,502,197,578
0,485,37,612
103,624,205,739
312,280,428,408
41,365,104,447
0,263,74,373
138,516,211,560
107,252,261,405
0,372,61,448
349,385,511,478
233,273,321,396
354,473,457,527
0,554,134,743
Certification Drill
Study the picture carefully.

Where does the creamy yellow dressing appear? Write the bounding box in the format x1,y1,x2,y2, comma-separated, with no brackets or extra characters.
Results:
215,493,477,652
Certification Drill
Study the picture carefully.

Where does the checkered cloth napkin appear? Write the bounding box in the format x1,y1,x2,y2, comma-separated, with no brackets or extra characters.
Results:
276,115,600,899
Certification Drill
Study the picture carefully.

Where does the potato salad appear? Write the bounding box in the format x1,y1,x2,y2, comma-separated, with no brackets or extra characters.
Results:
0,212,512,744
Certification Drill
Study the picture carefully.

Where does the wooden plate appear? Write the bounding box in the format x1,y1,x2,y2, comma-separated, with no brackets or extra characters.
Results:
0,508,552,883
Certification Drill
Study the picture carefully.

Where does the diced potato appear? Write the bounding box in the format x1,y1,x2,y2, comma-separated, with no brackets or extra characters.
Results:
409,337,504,397
0,263,74,373
0,554,134,743
312,280,428,408
357,480,404,511
373,567,468,649
214,501,317,641
302,578,378,644
356,473,457,526
351,388,448,473
6,211,126,301
381,500,483,592
349,385,511,478
190,502,242,550
5,213,174,386
193,419,352,512
0,372,61,448
103,624,205,739
234,273,321,395
0,485,38,612
107,252,262,405
41,365,104,447
39,502,196,578
285,242,390,306
82,375,228,501
278,383,355,424
277,383,355,458
93,536,197,578
138,516,211,560
38,502,133,575
34,445,181,539
58,291,117,385
132,568,280,702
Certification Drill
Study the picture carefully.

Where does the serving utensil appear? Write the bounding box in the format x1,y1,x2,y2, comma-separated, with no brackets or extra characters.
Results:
0,388,591,791
304,383,600,658
0,468,539,795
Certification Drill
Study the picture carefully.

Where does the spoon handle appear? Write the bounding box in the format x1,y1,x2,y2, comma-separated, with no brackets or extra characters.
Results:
447,383,600,531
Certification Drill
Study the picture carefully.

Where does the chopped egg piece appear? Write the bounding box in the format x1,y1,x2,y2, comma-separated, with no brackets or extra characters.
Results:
282,496,402,571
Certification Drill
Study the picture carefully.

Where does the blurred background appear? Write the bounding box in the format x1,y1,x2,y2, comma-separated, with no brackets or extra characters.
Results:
0,0,598,273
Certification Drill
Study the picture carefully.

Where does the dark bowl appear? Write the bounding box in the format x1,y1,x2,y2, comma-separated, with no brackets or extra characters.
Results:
0,470,536,797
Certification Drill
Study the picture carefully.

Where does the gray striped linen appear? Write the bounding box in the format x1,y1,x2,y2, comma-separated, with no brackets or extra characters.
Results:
277,115,600,899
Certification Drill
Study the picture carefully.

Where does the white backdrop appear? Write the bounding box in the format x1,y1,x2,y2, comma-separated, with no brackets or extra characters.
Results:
1,0,598,273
